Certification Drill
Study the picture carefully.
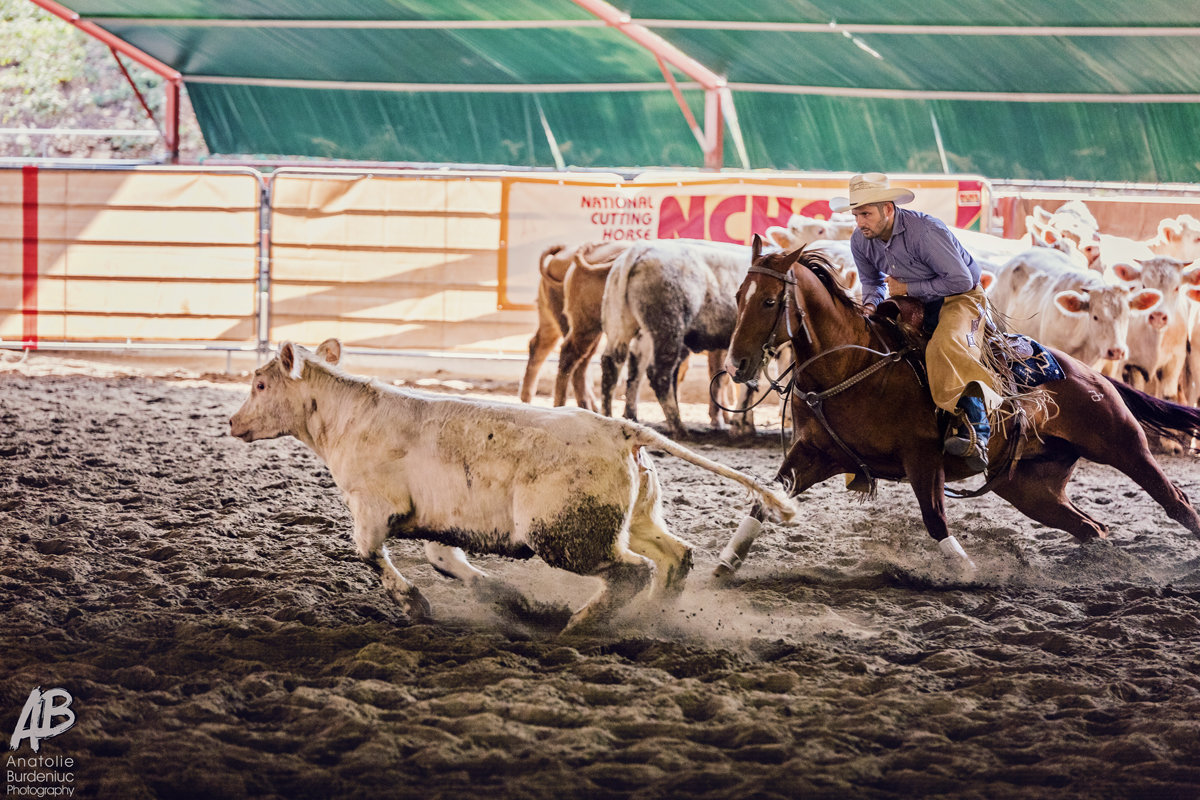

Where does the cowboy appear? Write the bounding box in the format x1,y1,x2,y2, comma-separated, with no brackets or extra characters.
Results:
831,172,1000,474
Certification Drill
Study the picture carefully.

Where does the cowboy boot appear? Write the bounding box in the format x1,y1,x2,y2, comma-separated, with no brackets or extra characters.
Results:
944,395,990,474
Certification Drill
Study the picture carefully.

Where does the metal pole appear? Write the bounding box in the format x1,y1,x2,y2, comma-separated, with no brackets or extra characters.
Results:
569,0,728,169
28,0,183,163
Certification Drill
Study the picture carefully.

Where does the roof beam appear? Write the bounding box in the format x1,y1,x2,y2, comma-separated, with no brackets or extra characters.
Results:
637,21,1200,37
184,76,707,93
566,1,723,91
80,18,1200,37
183,75,1200,103
567,0,728,168
728,83,1200,103
83,17,609,30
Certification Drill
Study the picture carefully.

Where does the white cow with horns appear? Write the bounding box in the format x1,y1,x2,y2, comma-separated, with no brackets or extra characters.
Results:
229,340,797,633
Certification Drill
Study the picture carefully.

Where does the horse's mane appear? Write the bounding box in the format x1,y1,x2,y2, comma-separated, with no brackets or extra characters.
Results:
791,247,861,312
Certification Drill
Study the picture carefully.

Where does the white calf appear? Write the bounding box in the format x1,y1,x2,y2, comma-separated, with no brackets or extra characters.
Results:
230,340,797,633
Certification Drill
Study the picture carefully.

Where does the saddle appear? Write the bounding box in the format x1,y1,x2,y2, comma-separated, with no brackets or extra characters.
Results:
874,296,942,345
872,296,1064,392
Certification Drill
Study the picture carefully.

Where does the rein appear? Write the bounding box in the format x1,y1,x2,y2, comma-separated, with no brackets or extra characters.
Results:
730,258,1026,497
732,261,916,489
793,343,912,494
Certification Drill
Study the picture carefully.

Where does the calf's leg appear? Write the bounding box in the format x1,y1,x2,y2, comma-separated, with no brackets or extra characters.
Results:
555,330,600,409
600,350,625,418
424,541,540,613
707,349,730,430
424,541,488,584
647,341,686,436
561,553,653,634
623,348,644,421
626,450,692,596
366,544,432,621
352,503,431,621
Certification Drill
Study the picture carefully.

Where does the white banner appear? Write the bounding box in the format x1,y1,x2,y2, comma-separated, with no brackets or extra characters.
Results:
500,174,988,308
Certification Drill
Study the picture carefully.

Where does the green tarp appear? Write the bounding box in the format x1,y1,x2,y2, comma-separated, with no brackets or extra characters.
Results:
57,1,1200,182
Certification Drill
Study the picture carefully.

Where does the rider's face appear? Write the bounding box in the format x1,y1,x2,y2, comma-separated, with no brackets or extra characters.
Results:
852,203,895,240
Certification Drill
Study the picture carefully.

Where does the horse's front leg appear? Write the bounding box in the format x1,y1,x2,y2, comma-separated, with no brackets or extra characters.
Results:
712,442,837,581
902,451,976,574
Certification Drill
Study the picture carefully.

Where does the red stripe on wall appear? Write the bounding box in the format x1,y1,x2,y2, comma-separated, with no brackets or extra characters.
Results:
22,165,38,348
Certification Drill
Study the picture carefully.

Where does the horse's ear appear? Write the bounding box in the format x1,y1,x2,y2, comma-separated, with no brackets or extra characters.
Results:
781,242,806,270
752,233,763,261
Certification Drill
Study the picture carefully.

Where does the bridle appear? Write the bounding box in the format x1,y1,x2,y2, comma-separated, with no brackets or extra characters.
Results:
706,263,806,423
726,260,913,493
719,257,1024,499
746,263,812,355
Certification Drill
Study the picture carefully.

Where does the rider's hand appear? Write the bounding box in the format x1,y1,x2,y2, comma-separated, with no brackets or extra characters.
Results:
886,275,908,296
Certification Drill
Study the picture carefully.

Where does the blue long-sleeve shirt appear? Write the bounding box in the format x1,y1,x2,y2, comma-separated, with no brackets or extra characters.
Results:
852,207,981,308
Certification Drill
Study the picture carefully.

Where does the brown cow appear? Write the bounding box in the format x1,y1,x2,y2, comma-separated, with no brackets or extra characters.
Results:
519,244,574,405
554,241,635,408
519,242,633,411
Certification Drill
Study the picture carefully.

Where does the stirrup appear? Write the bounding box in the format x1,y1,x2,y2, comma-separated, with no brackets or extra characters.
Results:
944,418,988,474
945,433,989,474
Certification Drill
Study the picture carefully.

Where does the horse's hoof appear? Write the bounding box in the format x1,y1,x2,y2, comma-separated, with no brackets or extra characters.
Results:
711,559,740,585
938,536,977,574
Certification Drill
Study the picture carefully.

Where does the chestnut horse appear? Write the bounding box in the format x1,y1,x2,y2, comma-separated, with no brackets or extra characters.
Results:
714,235,1200,577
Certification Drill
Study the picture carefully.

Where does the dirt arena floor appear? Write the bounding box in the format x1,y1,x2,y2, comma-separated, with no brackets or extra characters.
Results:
2,350,1199,799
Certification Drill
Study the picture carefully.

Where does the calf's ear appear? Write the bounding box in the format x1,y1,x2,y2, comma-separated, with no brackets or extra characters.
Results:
1111,262,1141,284
1129,289,1163,313
1052,290,1089,315
278,342,304,380
764,226,791,251
316,338,342,365
979,270,994,291
1159,217,1183,243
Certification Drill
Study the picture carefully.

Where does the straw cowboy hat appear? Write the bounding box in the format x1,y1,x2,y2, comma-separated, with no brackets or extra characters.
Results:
829,172,915,213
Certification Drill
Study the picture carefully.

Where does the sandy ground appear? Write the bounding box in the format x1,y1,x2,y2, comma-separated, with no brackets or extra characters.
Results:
2,350,1200,799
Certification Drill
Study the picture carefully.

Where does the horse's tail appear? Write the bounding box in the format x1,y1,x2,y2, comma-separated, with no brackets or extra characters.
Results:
623,420,798,523
1105,376,1200,448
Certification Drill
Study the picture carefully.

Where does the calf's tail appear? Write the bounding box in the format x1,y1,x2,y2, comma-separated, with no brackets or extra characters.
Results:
1105,375,1200,450
625,422,798,523
538,244,567,283
600,245,649,363
573,243,617,274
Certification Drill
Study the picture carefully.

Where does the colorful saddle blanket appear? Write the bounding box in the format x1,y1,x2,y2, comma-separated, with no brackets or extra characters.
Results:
1001,334,1065,389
